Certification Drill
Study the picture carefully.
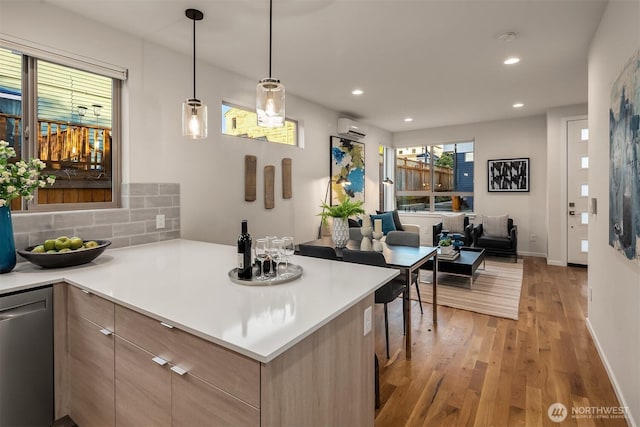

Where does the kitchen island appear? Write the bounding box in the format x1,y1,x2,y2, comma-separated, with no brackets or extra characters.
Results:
1,239,399,426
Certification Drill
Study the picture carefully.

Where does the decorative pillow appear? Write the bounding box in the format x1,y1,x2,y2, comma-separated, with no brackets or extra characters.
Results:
442,213,465,233
370,212,397,235
376,210,404,231
483,214,509,238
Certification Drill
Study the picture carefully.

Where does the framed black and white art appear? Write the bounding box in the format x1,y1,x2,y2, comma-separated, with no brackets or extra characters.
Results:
487,158,530,192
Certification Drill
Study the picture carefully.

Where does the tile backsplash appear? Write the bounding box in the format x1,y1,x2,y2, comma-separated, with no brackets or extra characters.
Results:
13,183,180,262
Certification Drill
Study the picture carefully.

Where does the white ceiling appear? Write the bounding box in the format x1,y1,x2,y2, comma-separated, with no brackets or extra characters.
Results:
43,0,607,133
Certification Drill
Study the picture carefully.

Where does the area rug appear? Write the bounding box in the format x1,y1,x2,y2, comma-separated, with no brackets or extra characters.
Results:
412,258,524,320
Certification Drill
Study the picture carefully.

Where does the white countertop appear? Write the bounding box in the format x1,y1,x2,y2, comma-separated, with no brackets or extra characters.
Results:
0,239,399,363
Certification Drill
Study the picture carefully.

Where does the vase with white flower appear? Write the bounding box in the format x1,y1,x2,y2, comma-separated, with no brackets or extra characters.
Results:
0,140,56,273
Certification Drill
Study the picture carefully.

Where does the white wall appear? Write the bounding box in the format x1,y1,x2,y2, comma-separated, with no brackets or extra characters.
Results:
587,1,640,424
0,1,391,245
546,104,588,266
393,115,548,256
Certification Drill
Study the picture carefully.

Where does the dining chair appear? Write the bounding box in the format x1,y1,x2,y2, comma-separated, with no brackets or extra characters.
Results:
384,231,423,314
341,248,406,358
298,244,338,260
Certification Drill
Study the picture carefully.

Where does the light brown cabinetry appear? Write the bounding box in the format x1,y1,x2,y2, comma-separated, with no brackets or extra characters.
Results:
58,284,374,426
67,286,115,427
114,337,171,426
114,305,260,426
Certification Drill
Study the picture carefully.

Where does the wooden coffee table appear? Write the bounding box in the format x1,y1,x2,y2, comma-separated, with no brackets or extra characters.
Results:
421,247,486,287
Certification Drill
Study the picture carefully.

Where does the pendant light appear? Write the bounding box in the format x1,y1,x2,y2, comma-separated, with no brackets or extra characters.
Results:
182,8,207,139
256,0,285,128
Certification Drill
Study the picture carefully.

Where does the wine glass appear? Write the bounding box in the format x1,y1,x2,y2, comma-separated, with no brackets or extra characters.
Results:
282,237,294,273
271,239,284,278
266,236,278,276
254,239,268,280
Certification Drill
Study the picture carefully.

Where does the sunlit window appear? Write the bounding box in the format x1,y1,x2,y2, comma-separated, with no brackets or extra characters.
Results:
581,184,589,197
0,47,121,211
581,128,589,141
581,240,588,253
394,142,474,213
581,156,589,169
221,101,297,146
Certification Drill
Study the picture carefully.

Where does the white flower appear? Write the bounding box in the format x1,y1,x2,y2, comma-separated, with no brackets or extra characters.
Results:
0,139,55,203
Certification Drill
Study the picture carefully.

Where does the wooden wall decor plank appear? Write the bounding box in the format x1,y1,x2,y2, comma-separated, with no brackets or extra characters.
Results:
264,165,275,209
282,158,292,199
245,155,257,202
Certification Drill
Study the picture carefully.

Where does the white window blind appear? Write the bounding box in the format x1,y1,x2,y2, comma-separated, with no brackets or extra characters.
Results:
0,33,127,81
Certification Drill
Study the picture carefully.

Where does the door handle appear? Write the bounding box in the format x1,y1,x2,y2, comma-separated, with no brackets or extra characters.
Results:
0,300,46,321
170,365,188,376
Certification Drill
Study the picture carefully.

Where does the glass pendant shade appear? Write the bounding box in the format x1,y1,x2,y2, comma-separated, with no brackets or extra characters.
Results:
182,98,207,139
256,78,285,128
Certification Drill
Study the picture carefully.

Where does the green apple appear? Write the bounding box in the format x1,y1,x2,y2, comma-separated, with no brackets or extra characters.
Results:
46,249,57,253
58,248,72,253
44,239,56,251
70,236,84,250
55,236,72,251
84,240,99,248
31,245,45,253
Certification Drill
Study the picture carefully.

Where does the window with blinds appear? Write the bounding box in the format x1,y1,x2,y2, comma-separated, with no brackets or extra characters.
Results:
0,45,121,211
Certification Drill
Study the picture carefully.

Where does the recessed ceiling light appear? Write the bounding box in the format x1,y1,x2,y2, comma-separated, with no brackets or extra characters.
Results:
404,117,413,122
504,57,520,65
513,103,524,108
498,31,518,43
351,89,363,95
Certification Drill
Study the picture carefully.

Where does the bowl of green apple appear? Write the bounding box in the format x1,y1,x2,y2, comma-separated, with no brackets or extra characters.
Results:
18,237,111,268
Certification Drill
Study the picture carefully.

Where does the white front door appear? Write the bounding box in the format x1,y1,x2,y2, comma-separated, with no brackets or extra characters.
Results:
567,119,589,265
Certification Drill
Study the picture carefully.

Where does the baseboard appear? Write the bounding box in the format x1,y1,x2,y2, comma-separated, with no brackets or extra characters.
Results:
585,318,636,427
517,251,546,258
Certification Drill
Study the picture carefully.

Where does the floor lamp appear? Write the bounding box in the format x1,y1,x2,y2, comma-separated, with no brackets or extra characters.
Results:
317,176,351,238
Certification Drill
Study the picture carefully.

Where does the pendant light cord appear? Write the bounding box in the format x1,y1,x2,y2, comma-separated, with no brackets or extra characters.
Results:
269,0,273,78
193,17,197,99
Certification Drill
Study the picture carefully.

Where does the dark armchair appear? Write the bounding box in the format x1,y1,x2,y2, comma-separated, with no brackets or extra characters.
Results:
432,216,473,246
472,218,518,262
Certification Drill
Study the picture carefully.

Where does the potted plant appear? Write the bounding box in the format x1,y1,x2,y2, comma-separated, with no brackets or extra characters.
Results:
439,235,453,255
318,198,365,248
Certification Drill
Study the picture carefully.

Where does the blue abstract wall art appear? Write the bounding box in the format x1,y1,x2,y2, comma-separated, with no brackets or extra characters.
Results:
609,49,640,261
330,136,365,204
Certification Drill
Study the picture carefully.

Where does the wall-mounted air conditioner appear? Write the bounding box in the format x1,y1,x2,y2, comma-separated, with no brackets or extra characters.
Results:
337,118,367,139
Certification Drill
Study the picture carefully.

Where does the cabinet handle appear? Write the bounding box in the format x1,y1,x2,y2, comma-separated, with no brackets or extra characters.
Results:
160,322,174,329
99,328,113,336
152,356,168,366
81,289,90,294
170,365,187,376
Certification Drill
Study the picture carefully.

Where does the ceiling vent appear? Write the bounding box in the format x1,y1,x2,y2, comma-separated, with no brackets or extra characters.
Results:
337,118,367,139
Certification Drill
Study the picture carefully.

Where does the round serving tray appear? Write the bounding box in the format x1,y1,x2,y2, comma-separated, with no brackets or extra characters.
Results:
229,263,303,286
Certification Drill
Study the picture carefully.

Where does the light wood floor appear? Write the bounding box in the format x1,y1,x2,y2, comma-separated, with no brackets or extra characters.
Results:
374,256,627,427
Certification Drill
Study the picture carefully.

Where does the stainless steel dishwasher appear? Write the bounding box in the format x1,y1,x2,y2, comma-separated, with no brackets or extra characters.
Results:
0,285,53,426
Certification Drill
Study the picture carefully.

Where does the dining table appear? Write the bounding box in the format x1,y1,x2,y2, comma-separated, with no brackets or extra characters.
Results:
298,237,438,359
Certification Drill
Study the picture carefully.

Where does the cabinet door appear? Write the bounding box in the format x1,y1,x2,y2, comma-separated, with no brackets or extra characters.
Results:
115,337,171,426
68,314,115,427
172,372,259,427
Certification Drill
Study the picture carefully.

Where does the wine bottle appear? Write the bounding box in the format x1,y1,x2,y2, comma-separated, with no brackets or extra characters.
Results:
237,220,252,279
